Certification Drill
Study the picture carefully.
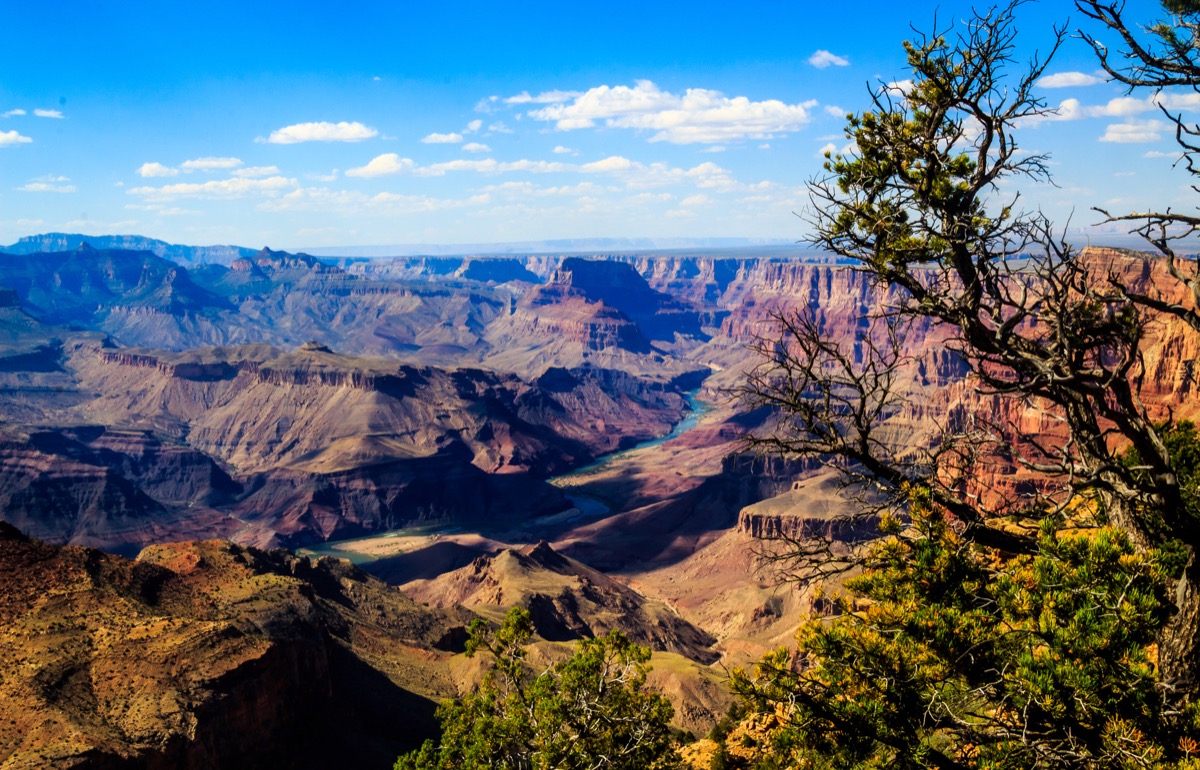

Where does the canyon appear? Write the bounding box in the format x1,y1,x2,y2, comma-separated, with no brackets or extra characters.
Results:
0,238,1194,768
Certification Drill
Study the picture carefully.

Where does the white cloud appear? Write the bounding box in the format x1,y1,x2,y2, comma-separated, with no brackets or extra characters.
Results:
488,121,514,134
465,119,483,133
808,50,849,69
421,132,463,144
33,109,63,119
1037,71,1105,88
824,105,846,118
1091,96,1153,117
702,145,726,153
1144,149,1180,158
127,203,201,216
181,156,243,171
233,165,282,178
416,158,569,176
1052,98,1086,121
128,175,298,200
1034,93,1200,126
462,142,491,153
527,80,815,144
265,121,378,144
2,109,25,118
0,130,32,147
818,142,838,156
552,145,577,155
1099,118,1167,143
480,181,612,200
346,153,416,178
138,162,178,177
475,96,500,113
679,194,711,207
257,186,490,215
580,156,635,173
19,176,75,192
307,170,339,182
1155,91,1200,111
505,89,584,104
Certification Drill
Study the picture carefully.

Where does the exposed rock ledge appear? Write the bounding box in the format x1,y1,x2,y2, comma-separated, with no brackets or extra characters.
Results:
736,473,879,543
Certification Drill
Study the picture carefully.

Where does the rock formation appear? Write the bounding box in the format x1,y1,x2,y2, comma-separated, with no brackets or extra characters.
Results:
0,523,471,769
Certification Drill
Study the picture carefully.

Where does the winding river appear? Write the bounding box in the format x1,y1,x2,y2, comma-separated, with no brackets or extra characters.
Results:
298,390,712,563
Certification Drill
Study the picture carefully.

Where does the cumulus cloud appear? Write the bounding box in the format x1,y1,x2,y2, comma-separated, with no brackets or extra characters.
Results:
1031,93,1200,126
345,153,416,178
182,156,243,171
465,119,483,133
19,175,75,192
526,80,815,144
462,142,491,153
1144,149,1180,158
416,158,569,176
1092,96,1153,117
126,203,201,216
138,162,179,177
1100,118,1167,143
0,130,32,147
808,50,849,69
265,121,378,144
2,109,25,118
1037,71,1105,88
232,165,282,178
505,89,585,105
579,156,636,173
552,145,577,155
34,109,63,119
422,132,463,144
128,175,297,200
257,186,490,215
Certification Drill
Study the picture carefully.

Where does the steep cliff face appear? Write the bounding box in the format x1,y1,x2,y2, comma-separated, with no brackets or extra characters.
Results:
482,258,713,379
0,429,241,554
73,343,686,476
0,340,700,552
229,449,570,549
0,525,471,769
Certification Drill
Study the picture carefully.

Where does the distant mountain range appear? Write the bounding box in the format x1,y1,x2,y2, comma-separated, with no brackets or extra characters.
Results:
300,236,802,258
3,230,1188,264
2,233,259,265
2,233,818,264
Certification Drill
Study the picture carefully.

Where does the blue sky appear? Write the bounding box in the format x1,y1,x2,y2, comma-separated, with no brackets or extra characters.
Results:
0,0,1187,251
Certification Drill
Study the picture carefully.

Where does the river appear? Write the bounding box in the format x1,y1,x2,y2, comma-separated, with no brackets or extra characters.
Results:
298,390,712,563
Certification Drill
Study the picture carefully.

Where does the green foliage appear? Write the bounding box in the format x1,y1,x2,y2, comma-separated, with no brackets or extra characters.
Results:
731,487,1197,768
395,607,680,770
734,1,1200,767
1163,1,1200,17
